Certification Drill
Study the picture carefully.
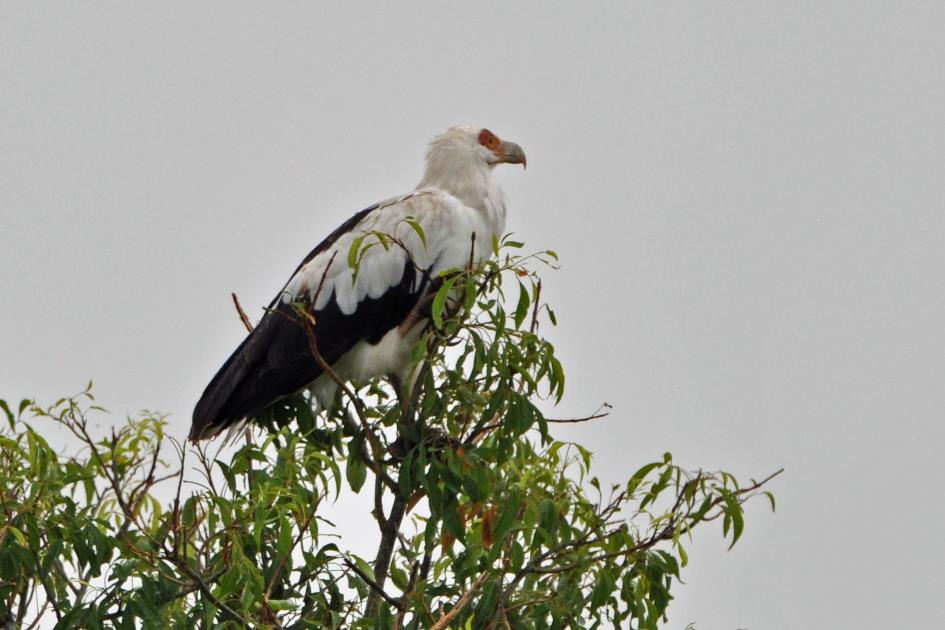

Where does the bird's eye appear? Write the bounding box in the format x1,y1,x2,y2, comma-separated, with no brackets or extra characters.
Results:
478,129,499,148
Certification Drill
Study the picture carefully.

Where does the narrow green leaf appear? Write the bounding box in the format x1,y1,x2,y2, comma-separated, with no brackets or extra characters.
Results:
492,489,522,543
432,276,457,328
0,400,13,430
277,516,294,557
514,281,530,329
404,217,427,249
346,453,367,493
389,566,408,591
473,580,499,626
375,231,391,250
7,526,26,547
253,505,265,549
442,498,465,541
353,555,375,582
550,357,565,402
627,462,661,496
726,495,744,549
348,234,365,269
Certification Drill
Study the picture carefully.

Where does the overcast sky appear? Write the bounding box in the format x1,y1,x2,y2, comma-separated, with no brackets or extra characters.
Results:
2,2,944,628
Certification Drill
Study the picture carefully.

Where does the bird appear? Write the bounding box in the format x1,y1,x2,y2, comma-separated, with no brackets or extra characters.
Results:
189,126,526,440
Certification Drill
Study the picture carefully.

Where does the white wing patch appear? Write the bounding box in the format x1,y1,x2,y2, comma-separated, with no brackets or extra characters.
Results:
282,189,498,316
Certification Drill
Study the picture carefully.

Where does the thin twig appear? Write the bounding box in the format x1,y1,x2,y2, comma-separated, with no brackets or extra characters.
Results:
544,414,609,424
231,292,254,333
545,403,612,424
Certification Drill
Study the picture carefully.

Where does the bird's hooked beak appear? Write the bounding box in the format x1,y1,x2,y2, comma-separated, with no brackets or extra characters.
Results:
493,140,527,169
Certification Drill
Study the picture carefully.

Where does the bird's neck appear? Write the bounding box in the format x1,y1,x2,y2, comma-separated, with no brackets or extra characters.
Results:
417,161,507,235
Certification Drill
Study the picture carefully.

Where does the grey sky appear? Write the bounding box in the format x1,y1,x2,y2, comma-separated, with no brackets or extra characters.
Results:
2,2,943,628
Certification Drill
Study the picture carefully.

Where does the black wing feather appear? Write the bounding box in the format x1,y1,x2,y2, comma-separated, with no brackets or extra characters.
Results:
190,204,426,440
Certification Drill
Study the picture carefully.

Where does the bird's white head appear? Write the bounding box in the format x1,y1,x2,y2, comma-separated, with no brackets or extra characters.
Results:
424,126,526,172
418,126,525,220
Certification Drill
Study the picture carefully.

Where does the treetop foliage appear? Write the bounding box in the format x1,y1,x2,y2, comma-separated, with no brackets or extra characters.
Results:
0,237,779,628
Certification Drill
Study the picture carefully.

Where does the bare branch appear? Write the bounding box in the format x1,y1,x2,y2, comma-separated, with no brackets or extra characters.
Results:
545,403,612,424
544,413,608,424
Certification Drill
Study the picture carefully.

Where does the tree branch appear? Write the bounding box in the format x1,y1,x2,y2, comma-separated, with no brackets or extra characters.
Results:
429,573,488,630
344,557,402,611
366,495,406,616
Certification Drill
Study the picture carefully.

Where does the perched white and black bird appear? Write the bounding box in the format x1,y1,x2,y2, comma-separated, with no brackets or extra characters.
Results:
190,127,526,440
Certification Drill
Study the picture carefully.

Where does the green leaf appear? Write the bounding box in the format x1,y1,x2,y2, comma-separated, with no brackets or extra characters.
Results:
277,516,294,558
182,496,198,528
590,567,615,609
443,498,466,541
461,461,490,502
404,216,427,249
514,281,530,329
0,400,13,430
550,357,565,402
353,555,375,582
722,490,745,549
6,526,27,547
432,276,458,328
253,505,265,549
348,234,365,269
537,499,558,547
374,231,391,250
390,566,408,591
472,580,499,626
627,461,661,496
346,453,367,493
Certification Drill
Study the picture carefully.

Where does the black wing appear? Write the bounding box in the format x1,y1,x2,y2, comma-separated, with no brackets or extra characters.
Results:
190,204,426,440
